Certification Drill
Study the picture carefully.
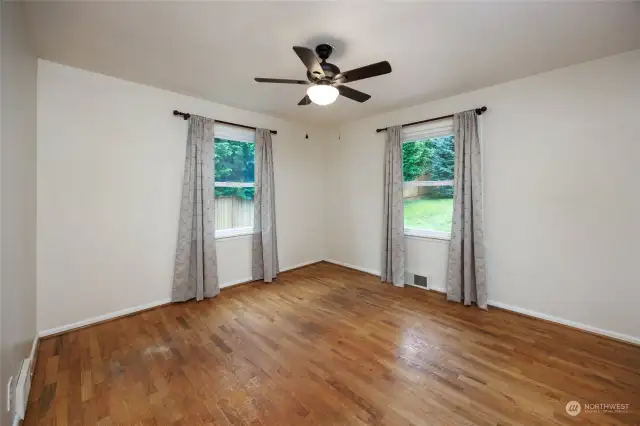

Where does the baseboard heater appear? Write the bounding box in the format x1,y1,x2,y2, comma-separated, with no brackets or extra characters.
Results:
14,357,33,422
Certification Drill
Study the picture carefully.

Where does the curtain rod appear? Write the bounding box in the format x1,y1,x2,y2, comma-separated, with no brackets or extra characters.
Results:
173,110,277,135
375,106,487,133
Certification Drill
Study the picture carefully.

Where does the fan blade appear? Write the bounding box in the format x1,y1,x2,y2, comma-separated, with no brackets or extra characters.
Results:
339,61,392,83
293,46,325,78
298,95,312,106
337,85,371,103
255,78,309,84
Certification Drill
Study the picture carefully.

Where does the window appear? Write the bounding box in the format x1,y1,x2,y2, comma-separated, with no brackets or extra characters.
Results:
402,119,455,239
214,124,256,238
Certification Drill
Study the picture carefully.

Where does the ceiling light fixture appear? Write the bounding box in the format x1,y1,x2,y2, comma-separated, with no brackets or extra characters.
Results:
255,44,392,106
307,84,339,106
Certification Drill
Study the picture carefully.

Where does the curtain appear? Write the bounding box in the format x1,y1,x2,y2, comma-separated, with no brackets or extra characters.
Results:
252,129,279,282
172,115,219,302
381,125,405,287
446,110,487,309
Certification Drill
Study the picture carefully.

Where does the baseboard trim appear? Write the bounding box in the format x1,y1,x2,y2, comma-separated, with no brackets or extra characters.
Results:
487,300,640,346
29,335,39,367
220,276,254,289
38,260,324,339
326,259,639,346
38,258,637,346
324,259,381,276
39,298,172,338
220,259,324,290
282,260,324,273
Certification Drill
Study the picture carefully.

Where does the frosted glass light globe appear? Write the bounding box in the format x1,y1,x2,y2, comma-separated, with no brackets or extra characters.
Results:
307,85,339,106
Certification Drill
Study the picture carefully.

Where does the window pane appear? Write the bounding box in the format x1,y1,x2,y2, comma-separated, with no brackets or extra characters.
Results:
402,135,454,182
214,187,254,230
403,186,453,233
214,138,255,183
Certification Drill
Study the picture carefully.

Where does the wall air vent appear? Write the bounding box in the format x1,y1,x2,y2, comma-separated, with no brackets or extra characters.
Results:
404,272,432,290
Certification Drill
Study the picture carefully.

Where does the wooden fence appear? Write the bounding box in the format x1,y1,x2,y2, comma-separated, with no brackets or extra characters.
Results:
215,197,254,229
403,186,430,199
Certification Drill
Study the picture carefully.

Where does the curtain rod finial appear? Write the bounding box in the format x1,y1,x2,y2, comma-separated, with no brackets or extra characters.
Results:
173,110,190,120
476,106,487,115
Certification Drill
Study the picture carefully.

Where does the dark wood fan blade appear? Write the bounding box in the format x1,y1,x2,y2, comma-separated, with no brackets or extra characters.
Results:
255,78,309,84
298,95,312,106
339,61,392,83
293,46,325,78
337,85,371,103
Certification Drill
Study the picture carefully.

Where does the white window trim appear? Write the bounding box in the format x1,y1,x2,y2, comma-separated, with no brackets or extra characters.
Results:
214,182,255,188
404,228,451,241
402,117,453,142
214,123,256,143
215,226,255,239
404,180,453,187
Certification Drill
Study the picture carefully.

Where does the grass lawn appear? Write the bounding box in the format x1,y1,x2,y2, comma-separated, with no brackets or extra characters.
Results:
404,197,453,232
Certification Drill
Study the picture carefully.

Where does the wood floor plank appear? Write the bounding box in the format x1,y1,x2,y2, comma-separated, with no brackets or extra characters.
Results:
25,262,640,425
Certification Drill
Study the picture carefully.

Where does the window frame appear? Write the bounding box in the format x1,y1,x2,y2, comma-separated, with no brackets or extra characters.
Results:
401,119,455,240
213,124,257,239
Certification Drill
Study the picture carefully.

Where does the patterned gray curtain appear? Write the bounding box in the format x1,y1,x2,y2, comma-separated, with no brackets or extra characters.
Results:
446,110,487,309
252,129,279,282
172,115,219,302
381,125,405,286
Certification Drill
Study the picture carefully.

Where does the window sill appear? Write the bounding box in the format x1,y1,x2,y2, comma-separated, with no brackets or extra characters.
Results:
215,227,255,240
404,228,451,241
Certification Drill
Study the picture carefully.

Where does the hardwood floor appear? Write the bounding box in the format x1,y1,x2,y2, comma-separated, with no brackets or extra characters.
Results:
25,262,640,425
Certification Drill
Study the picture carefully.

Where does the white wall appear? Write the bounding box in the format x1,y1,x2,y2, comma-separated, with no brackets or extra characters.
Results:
1,2,38,424
37,60,326,332
327,49,640,343
35,48,640,343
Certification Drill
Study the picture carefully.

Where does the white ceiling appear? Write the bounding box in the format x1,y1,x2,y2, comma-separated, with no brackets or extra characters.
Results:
24,1,640,124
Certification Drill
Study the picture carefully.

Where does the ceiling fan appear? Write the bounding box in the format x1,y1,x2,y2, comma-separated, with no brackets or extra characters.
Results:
255,44,392,106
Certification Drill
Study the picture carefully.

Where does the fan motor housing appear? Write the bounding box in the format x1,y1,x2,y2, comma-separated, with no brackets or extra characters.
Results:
304,44,341,81
308,62,340,81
